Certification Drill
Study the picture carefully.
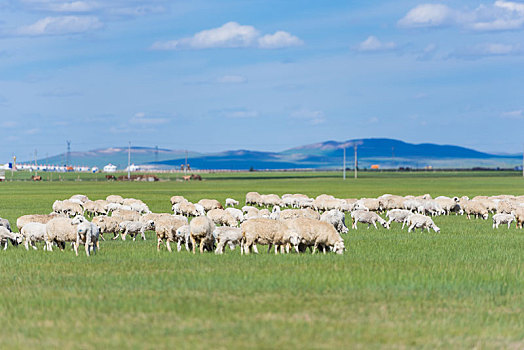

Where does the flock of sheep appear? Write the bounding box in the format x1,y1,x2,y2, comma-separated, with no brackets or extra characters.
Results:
1,191,523,256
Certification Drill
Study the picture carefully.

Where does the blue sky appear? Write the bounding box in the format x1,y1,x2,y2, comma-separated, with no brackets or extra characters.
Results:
0,0,523,161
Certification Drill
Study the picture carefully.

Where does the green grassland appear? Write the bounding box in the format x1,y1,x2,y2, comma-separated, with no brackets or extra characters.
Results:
0,171,523,349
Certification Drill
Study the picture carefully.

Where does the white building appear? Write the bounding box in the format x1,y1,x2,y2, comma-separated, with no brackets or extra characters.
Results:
103,164,117,173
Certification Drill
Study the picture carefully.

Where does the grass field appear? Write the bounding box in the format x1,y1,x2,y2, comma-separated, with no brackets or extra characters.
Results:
0,171,523,349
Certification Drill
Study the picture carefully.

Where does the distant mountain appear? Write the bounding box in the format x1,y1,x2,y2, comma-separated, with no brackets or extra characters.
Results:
28,139,521,170
32,147,200,169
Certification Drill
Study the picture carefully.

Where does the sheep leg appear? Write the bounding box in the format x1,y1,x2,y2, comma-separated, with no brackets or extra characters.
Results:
191,235,197,254
74,240,79,256
177,241,182,252
99,234,105,241
140,228,146,241
157,237,162,251
274,245,278,255
267,244,273,254
373,222,377,229
3,241,7,250
24,239,30,251
199,238,205,254
166,240,173,253
312,243,318,254
112,233,120,240
253,244,259,254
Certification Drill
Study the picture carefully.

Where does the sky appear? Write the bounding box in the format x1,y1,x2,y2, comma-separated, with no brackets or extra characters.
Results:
0,0,523,161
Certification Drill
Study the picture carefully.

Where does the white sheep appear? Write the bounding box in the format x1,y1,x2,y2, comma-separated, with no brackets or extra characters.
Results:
20,222,47,250
351,210,389,229
189,216,216,254
285,217,345,254
118,220,154,241
225,198,239,207
0,217,11,232
175,225,191,252
492,213,515,229
320,210,348,234
213,226,243,254
73,219,100,256
385,209,412,228
0,226,23,250
405,214,440,233
241,218,300,255
225,208,245,223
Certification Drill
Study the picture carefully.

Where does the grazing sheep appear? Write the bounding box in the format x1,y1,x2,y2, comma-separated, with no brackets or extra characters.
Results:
20,222,47,250
226,198,240,207
155,216,188,252
245,192,262,206
106,195,124,204
351,210,389,229
244,207,260,220
278,208,320,221
242,205,257,213
189,216,216,254
70,194,89,203
175,225,191,252
515,208,524,229
463,201,489,220
258,209,271,219
170,195,187,205
71,216,100,256
259,194,282,208
112,209,141,222
492,213,515,229
496,200,516,214
53,200,84,217
92,215,120,240
285,218,345,254
213,226,243,254
194,203,206,217
241,218,300,255
0,217,11,232
83,200,107,217
45,217,78,251
198,199,223,211
405,214,440,233
118,220,154,241
0,226,23,250
207,209,238,227
385,209,412,228
178,202,200,217
320,210,348,234
355,198,381,212
17,214,61,232
225,208,245,223
269,206,281,220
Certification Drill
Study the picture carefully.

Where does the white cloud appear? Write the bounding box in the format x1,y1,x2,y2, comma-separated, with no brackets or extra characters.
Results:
131,112,169,125
17,15,102,36
290,109,326,125
258,31,303,49
453,43,522,58
219,108,258,119
217,75,247,84
151,22,302,50
48,1,95,12
356,36,396,52
398,4,455,28
399,1,524,31
501,109,524,119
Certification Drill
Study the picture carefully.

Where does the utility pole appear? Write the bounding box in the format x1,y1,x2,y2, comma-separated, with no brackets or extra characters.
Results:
343,146,346,180
354,144,358,179
34,149,37,166
127,141,131,180
66,140,71,167
522,145,524,177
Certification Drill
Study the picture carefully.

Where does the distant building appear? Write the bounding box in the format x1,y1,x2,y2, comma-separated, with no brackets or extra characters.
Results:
125,164,140,172
91,167,99,173
103,164,117,173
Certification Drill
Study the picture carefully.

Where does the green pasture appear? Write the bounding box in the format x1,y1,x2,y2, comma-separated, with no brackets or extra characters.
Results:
0,171,523,349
